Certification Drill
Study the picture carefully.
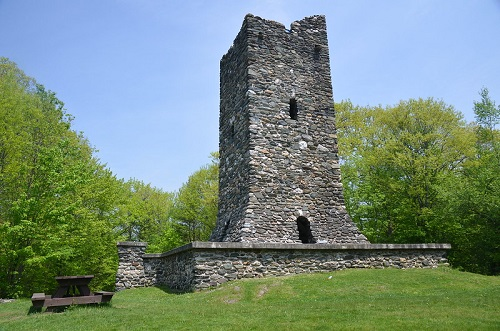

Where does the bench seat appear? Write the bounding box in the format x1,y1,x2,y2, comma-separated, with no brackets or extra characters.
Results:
31,293,51,308
31,292,114,309
94,291,114,303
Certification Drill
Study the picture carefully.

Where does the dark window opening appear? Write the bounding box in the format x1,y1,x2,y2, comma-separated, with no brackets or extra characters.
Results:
314,45,321,60
297,216,316,244
289,98,298,120
258,32,264,41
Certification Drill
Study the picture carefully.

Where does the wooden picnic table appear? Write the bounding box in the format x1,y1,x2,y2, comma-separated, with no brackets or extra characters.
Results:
31,275,113,312
53,275,94,297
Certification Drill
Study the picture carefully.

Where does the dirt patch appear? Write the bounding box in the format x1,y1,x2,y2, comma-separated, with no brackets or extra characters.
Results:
257,285,269,298
222,285,242,304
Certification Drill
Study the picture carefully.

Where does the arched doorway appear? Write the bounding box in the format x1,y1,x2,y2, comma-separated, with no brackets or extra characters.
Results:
296,216,316,244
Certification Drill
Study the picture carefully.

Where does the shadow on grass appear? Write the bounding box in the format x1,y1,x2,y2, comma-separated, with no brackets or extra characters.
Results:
28,306,42,315
27,302,113,315
27,305,67,315
153,285,193,295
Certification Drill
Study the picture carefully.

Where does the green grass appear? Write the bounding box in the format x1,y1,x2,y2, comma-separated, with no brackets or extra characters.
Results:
1,268,499,330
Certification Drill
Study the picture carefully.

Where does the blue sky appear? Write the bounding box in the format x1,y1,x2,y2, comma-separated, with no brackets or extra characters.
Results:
1,0,499,192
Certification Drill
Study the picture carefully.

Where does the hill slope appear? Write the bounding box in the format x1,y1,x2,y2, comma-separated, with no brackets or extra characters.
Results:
1,268,499,330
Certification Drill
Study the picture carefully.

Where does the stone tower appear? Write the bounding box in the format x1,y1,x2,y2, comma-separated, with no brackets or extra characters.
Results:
210,14,368,244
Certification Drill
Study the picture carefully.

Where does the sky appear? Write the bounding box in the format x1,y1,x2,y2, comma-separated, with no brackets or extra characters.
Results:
1,0,499,192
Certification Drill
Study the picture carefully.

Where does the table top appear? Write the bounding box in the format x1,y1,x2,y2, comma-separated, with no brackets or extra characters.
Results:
54,275,94,287
55,275,94,280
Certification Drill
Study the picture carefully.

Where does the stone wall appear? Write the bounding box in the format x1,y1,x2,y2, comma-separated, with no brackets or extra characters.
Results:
116,242,153,291
212,14,367,244
117,241,450,292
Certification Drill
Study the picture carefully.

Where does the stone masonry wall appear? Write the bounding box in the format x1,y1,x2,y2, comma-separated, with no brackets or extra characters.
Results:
212,14,367,244
144,247,196,291
211,13,251,243
117,242,451,292
116,242,153,290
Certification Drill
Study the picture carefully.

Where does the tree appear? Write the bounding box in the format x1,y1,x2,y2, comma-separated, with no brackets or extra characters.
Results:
336,98,476,243
337,95,500,275
0,58,122,297
170,153,219,242
116,179,178,252
474,87,500,131
442,88,499,274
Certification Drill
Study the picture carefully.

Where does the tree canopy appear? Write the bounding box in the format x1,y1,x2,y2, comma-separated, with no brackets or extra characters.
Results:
0,58,123,297
169,152,219,243
336,94,499,274
0,55,217,296
439,87,499,274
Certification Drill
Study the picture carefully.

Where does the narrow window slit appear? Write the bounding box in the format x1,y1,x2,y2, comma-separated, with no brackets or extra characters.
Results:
314,45,321,60
289,98,298,120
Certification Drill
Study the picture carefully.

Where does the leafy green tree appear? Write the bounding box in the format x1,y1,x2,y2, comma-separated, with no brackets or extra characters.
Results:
116,179,178,252
473,87,500,132
336,98,476,243
441,88,499,274
170,153,219,242
0,58,122,297
146,224,184,253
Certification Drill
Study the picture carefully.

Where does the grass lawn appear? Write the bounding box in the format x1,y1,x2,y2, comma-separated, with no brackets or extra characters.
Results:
0,267,498,330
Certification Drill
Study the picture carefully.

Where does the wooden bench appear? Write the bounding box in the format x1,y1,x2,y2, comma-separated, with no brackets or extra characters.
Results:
94,291,114,303
31,293,49,308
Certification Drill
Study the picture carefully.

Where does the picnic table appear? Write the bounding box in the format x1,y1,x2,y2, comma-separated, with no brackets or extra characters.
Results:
31,275,113,312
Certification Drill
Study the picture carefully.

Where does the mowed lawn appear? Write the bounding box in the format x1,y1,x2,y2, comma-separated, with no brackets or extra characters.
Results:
1,267,499,331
